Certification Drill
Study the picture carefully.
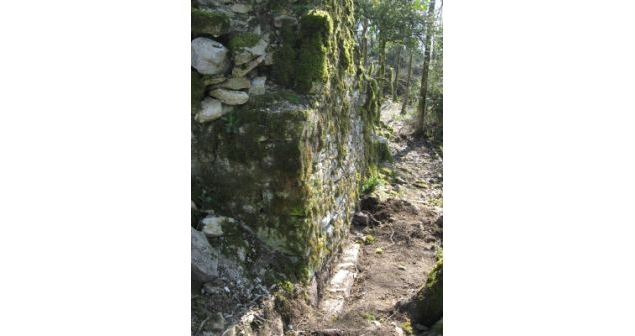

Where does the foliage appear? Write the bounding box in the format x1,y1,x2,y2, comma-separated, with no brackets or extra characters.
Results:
278,280,295,294
401,321,414,335
362,174,382,194
362,312,377,321
363,234,377,245
222,113,240,134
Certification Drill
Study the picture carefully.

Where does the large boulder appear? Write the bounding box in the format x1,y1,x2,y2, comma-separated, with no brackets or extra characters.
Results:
191,37,230,75
195,98,226,123
191,228,219,282
209,88,249,105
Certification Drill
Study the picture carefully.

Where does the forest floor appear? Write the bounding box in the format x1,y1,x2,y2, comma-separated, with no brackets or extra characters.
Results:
292,100,444,335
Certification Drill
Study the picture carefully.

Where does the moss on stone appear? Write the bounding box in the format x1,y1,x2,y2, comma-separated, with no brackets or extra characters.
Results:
272,23,298,88
228,32,260,51
192,0,373,285
339,32,355,74
374,136,393,163
415,252,443,327
294,10,333,93
191,8,230,36
300,9,333,38
296,35,328,93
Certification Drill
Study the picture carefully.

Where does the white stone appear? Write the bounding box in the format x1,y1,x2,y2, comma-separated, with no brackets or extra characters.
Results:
221,77,251,90
320,243,361,317
249,76,266,96
231,4,252,13
264,51,274,65
222,104,234,114
274,15,297,28
201,215,236,237
204,75,227,86
195,98,226,123
232,55,264,77
191,228,219,282
234,38,269,65
191,37,230,75
210,88,249,105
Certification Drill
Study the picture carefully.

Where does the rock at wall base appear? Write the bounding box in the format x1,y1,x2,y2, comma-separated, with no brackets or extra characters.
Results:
192,227,219,282
210,88,249,105
195,97,225,123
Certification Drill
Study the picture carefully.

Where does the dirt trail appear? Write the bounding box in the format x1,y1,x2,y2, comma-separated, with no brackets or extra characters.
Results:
294,101,444,335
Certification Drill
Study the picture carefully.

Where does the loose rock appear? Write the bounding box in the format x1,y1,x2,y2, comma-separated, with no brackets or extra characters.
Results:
352,211,369,226
204,75,227,86
195,98,226,123
210,88,249,105
221,77,251,90
210,312,225,331
201,214,237,237
232,55,264,77
191,38,230,75
233,38,269,65
191,228,219,282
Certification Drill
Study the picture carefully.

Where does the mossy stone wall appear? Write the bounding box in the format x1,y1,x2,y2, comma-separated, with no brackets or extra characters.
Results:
192,0,378,283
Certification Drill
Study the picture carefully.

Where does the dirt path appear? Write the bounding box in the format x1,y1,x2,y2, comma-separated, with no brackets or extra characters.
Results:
294,101,444,335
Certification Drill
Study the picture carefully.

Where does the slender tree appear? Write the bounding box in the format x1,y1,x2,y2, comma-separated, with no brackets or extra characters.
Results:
401,46,414,114
392,44,402,100
416,0,436,134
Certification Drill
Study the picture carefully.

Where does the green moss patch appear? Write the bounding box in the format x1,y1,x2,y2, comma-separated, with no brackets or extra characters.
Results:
191,8,230,36
271,10,334,93
228,32,260,51
295,10,333,93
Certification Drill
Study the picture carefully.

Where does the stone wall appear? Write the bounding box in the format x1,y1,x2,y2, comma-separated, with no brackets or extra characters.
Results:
191,0,381,285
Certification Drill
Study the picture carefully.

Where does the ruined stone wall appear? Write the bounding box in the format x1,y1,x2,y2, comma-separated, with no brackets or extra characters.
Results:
191,0,380,285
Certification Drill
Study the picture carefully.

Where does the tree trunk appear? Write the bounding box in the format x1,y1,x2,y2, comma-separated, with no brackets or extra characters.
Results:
393,45,402,100
400,48,414,114
378,37,387,98
417,0,436,134
361,18,369,68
